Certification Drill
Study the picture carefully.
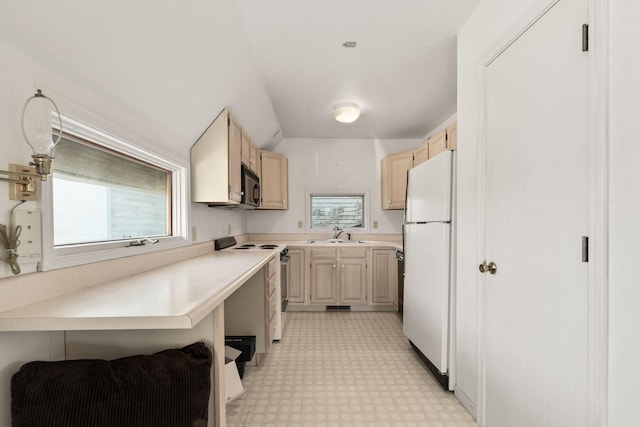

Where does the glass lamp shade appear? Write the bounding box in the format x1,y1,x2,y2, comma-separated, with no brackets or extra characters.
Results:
333,103,361,123
20,89,62,180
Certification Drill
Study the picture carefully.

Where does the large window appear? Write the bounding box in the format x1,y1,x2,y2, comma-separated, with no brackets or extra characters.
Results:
310,194,366,229
43,115,188,270
52,136,171,246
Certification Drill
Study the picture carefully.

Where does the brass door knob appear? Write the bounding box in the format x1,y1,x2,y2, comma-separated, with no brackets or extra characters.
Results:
479,261,497,275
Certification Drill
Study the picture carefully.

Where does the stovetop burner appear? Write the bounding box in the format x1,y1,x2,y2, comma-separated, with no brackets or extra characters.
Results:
214,236,284,252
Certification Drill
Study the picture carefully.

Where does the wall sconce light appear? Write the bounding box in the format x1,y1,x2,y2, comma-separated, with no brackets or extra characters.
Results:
333,103,361,123
0,89,63,189
21,89,63,180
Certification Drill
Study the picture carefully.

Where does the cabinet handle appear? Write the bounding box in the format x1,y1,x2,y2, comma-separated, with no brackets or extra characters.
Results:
342,264,345,268
282,200,286,204
387,200,391,204
332,264,336,268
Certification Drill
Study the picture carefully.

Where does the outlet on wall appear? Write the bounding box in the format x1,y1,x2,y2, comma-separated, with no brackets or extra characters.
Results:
373,220,379,229
297,220,303,229
228,224,232,235
13,208,42,263
191,226,197,241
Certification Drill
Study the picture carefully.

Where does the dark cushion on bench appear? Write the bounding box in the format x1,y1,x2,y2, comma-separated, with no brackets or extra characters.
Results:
11,342,212,427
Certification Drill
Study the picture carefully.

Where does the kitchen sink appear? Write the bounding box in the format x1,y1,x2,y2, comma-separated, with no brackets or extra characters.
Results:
306,239,368,244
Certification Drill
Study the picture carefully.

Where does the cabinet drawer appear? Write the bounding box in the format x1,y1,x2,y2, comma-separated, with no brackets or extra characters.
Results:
310,248,337,258
339,247,368,258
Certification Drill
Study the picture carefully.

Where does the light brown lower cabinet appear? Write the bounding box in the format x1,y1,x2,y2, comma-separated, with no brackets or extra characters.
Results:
309,247,368,306
286,248,305,304
287,245,397,309
371,249,397,305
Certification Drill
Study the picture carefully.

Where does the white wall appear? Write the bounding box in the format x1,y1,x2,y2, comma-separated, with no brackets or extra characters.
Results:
0,38,252,278
609,1,640,424
246,138,419,236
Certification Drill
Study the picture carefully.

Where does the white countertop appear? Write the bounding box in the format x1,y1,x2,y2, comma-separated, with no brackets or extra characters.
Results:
284,240,402,249
0,251,274,332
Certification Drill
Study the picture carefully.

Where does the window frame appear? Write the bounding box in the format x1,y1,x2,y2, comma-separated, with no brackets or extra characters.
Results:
41,115,189,271
305,190,370,234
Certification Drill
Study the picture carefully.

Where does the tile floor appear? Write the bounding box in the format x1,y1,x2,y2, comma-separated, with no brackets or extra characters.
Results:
227,311,478,427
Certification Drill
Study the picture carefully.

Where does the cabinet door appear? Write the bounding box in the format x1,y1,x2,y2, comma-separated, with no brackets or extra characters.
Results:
381,149,414,210
310,259,337,304
259,151,288,209
372,249,397,304
241,132,250,168
427,128,447,159
414,142,429,167
340,259,367,305
250,143,259,176
287,248,305,304
241,132,259,174
228,115,242,202
446,121,457,150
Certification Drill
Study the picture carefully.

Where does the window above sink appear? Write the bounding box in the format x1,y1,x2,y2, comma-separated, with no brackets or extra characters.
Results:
306,191,369,234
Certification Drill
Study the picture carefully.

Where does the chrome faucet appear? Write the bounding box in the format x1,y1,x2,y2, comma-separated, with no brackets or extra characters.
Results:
333,225,344,239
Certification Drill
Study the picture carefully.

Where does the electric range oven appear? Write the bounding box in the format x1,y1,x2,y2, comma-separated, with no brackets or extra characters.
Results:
214,237,287,341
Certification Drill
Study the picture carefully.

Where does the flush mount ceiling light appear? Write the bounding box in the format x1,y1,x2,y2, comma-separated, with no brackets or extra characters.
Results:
333,103,360,123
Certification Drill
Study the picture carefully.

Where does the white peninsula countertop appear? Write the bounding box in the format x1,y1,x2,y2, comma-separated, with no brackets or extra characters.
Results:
0,250,274,332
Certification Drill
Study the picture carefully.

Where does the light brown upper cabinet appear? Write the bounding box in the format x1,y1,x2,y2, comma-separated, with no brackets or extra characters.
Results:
446,121,457,150
428,121,457,159
241,131,259,175
381,149,414,210
228,116,243,201
191,108,242,205
413,141,429,167
259,150,288,210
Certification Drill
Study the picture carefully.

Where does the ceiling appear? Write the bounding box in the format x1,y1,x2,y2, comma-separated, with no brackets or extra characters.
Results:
0,0,480,153
234,0,481,140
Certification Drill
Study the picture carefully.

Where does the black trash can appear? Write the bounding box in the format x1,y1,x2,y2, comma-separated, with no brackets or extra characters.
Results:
224,336,256,379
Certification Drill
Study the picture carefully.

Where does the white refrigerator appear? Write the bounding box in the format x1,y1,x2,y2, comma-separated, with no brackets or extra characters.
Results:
402,149,455,390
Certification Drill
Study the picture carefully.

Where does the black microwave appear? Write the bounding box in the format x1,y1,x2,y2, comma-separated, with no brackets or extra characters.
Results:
241,165,260,207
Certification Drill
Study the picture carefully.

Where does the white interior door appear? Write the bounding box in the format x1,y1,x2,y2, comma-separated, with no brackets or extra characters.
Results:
481,0,589,425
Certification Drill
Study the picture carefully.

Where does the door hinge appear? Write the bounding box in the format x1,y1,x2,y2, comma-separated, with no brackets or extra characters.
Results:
582,24,589,52
582,236,589,262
